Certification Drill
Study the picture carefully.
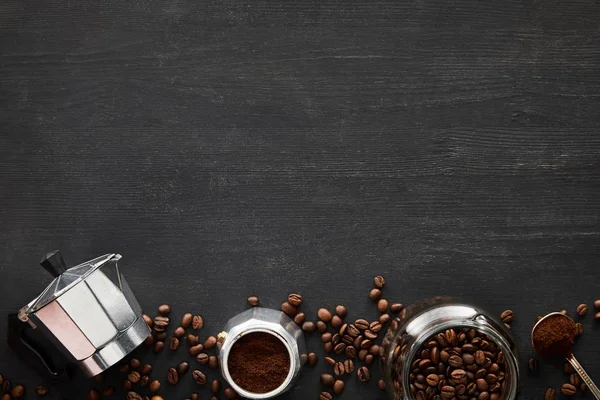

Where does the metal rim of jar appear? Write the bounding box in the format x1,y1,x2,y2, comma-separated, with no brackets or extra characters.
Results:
220,327,296,399
400,319,519,400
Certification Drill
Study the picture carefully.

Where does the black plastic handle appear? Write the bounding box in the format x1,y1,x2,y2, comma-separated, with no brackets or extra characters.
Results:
7,313,72,384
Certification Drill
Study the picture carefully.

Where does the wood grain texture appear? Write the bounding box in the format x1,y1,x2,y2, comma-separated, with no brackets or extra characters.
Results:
1,0,599,398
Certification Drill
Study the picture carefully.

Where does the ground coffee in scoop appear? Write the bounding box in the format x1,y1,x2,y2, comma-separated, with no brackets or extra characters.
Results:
532,313,577,359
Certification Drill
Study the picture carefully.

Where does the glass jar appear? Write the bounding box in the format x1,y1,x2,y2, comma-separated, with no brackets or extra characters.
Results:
381,297,520,400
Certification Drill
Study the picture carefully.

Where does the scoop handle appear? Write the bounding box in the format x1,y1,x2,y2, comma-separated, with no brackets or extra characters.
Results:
40,250,67,277
567,355,600,399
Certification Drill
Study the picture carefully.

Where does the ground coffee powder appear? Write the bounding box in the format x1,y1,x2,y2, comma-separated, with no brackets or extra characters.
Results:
228,332,291,393
532,313,577,359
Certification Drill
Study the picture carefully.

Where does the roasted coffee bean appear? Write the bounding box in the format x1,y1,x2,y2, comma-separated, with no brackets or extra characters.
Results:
561,383,577,396
560,309,568,315
445,329,458,346
321,332,332,343
369,288,382,301
208,355,219,369
181,313,193,328
192,370,207,385
345,334,356,346
346,346,357,358
377,299,389,313
448,354,463,368
35,385,49,396
144,335,154,346
479,392,490,400
357,366,371,382
169,337,180,350
247,296,259,306
223,388,237,399
174,326,185,338
476,378,488,391
192,315,203,330
347,324,361,337
528,358,539,372
167,368,179,384
334,343,346,354
544,388,556,400
149,380,161,393
153,341,164,353
369,321,383,332
331,333,340,345
128,371,141,383
360,339,372,349
189,344,204,356
324,342,334,353
500,310,513,323
576,304,588,316
123,380,133,391
333,380,345,395
373,275,386,288
140,375,149,387
119,362,130,373
575,322,584,336
154,316,169,332
156,332,167,341
364,329,378,340
365,354,374,365
318,308,333,322
320,392,333,400
331,315,343,328
355,319,370,330
143,314,153,328
379,313,391,324
11,385,24,399
390,303,404,313
126,392,141,400
344,359,355,373
294,312,306,325
288,293,303,306
335,305,348,318
197,353,209,364
378,379,386,391
325,356,336,365
474,350,485,365
129,358,141,370
316,320,328,332
581,383,587,393
158,304,171,315
321,374,335,385
595,299,600,310
177,361,190,375
451,369,467,384
88,389,101,400
211,380,221,393
302,321,316,333
334,362,345,376
308,352,318,365
570,373,581,386
440,385,455,399
426,374,439,386
187,333,199,345
594,311,600,320
204,336,217,349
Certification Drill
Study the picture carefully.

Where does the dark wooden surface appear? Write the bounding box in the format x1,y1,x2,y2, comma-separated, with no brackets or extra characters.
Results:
1,0,600,398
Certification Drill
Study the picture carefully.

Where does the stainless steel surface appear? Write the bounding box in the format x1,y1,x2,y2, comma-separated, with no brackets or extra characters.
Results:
218,307,306,399
532,313,600,400
381,297,520,400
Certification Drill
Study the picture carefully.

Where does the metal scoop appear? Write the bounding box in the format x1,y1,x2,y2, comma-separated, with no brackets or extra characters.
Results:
531,312,600,399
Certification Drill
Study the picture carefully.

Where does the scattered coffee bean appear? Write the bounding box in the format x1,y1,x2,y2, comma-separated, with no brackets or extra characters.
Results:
189,344,204,356
575,323,584,336
153,316,169,332
561,383,577,396
158,304,171,316
318,308,333,322
377,299,389,313
119,362,130,373
355,319,369,330
331,315,343,328
153,341,164,353
144,334,154,346
123,380,132,391
344,359,355,373
390,303,404,313
595,312,600,320
169,337,180,351
139,375,149,387
211,380,221,393
576,304,588,316
500,310,513,323
321,332,332,343
140,364,152,376
294,312,306,325
204,336,217,349
564,362,574,374
324,342,334,353
88,388,100,400
545,388,556,400
208,355,219,369
11,385,24,398
302,321,316,332
142,314,153,328
308,352,318,365
128,371,141,383
126,391,142,400
580,383,587,393
333,380,345,394
247,296,260,306
192,370,207,385
321,374,335,385
335,305,348,318
333,362,345,376
174,326,185,338
288,293,303,306
188,334,200,346
320,392,333,400
378,379,386,391
316,320,328,333
181,313,193,328
357,366,371,382
192,315,204,330
325,356,336,365
594,300,600,310
365,354,374,365
35,385,49,396
197,353,209,364
177,361,190,375
528,357,539,372
191,393,200,400
151,397,164,400
373,276,385,288
167,368,179,384
149,380,161,393
156,331,167,341
560,309,568,316
570,373,581,386
281,302,298,316
379,313,391,324
346,345,357,358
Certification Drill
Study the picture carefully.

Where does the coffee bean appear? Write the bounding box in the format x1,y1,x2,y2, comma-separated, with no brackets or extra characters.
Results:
149,380,161,393
35,385,49,396
208,379,221,394
324,342,334,353
595,299,600,310
192,370,207,385
128,371,141,383
143,314,153,328
126,392,142,400
346,346,357,358
140,375,149,387
302,321,316,332
335,305,348,318
364,329,378,340
379,313,391,324
570,373,581,386
445,329,458,346
189,344,204,356
174,326,185,338
144,335,154,346
308,352,318,365
325,356,336,365
141,364,152,375
156,331,167,341
576,304,588,316
321,332,332,343
123,380,132,391
479,392,490,400
561,383,577,396
197,353,209,364
223,388,237,399
177,361,190,375
560,309,568,316
333,380,345,395
595,312,600,320
334,362,345,376
167,368,179,384
204,336,217,349
365,354,374,365
580,383,587,393
377,299,389,313
500,310,513,323
390,303,404,313
169,337,180,350
334,343,346,354
369,288,382,302
153,341,164,353
575,322,584,336
11,385,24,398
369,321,383,332
288,293,303,306
102,386,114,396
209,355,219,369
347,323,361,337
360,339,372,349
88,389,101,400
448,355,463,368
378,379,386,391
426,374,439,386
192,315,203,330
247,296,259,306
440,385,455,399
317,320,328,333
318,308,333,322
321,374,335,385
320,392,333,400
294,312,306,325
281,301,298,316
357,366,371,382
331,315,343,328
355,319,369,330
188,334,200,345
544,387,557,400
153,316,169,332
158,304,171,315
373,275,386,288
344,359,355,373
528,358,539,372
331,333,340,345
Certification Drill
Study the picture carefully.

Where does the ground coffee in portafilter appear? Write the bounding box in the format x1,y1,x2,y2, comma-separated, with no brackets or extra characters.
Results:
228,332,291,393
